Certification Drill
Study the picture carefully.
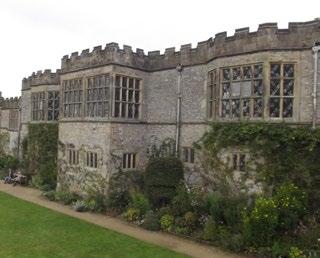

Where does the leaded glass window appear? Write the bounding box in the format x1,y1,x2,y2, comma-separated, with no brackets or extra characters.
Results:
48,91,59,121
269,63,294,118
86,74,110,117
208,69,218,118
114,75,141,119
31,92,45,121
220,64,263,118
122,153,136,170
63,79,83,117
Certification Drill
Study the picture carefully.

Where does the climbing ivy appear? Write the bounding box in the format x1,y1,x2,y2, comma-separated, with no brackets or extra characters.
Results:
22,123,58,189
196,122,320,211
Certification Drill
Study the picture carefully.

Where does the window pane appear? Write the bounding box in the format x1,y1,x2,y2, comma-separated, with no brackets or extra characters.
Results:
270,64,281,78
284,64,294,78
243,66,252,79
269,98,280,117
231,82,241,97
241,81,251,97
231,99,240,118
253,98,263,117
253,80,263,96
222,68,230,81
222,100,230,117
283,98,293,118
254,65,263,79
233,154,238,170
283,79,294,96
239,154,246,171
222,83,230,98
270,79,280,96
232,67,241,80
242,99,250,117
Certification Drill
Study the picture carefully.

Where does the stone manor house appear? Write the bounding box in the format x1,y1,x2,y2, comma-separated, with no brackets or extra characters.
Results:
1,18,320,192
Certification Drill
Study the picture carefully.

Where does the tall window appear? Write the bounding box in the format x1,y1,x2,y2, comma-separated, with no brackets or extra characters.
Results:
232,153,246,172
9,110,18,130
68,148,79,165
86,75,110,117
269,63,294,118
208,69,217,118
31,92,45,121
86,151,98,168
122,153,136,170
63,79,83,117
48,91,59,121
182,147,195,164
220,64,263,118
114,75,141,119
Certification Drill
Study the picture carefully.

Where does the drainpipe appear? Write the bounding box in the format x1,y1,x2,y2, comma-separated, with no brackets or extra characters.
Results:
17,104,22,158
312,43,320,129
175,64,183,156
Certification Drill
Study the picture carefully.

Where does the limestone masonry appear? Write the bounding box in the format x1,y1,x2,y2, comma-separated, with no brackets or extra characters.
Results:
1,19,320,192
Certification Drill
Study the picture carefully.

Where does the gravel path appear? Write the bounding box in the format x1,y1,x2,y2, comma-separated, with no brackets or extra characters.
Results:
0,183,243,258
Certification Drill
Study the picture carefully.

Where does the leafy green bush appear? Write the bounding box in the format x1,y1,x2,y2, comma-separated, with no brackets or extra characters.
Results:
107,170,143,212
205,193,225,224
129,192,150,216
55,191,79,205
274,182,308,231
184,211,197,229
142,211,160,231
73,200,88,212
157,206,172,218
289,247,307,258
171,183,192,216
42,190,56,201
145,157,184,207
202,216,216,241
243,197,278,247
160,214,174,232
123,208,140,222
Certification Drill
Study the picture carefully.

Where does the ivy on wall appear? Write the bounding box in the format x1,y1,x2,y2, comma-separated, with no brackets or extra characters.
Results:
196,122,320,210
22,123,58,189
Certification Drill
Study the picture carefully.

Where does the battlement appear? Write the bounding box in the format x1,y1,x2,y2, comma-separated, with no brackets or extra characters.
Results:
22,69,60,90
61,18,320,73
0,97,21,110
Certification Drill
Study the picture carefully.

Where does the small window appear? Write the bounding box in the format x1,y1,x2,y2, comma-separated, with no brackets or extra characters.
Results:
232,153,246,172
86,151,98,168
182,147,195,164
122,153,136,170
68,149,79,165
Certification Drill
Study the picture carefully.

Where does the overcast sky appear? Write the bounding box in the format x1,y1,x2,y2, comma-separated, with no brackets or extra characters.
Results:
0,0,319,97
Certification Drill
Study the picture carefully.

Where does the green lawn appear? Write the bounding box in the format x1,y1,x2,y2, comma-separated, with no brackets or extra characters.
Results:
0,192,188,258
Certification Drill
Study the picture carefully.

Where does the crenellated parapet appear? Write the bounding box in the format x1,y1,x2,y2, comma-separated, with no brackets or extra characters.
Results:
0,97,21,110
22,69,60,91
61,18,320,73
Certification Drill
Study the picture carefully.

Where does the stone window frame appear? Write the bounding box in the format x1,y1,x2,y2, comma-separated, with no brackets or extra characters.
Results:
122,153,137,170
31,91,46,121
62,78,83,118
47,91,60,121
219,63,264,119
9,109,19,131
269,63,295,119
207,69,218,118
86,151,98,169
67,148,79,166
181,147,195,164
113,75,142,119
232,152,246,172
85,74,110,117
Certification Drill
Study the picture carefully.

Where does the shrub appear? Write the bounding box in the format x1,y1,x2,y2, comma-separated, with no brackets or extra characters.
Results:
123,208,140,222
243,197,278,247
130,192,150,216
160,214,174,232
205,192,225,224
145,157,184,207
73,200,88,212
202,216,216,241
289,247,307,258
184,211,197,229
157,206,172,218
42,190,56,201
107,170,143,212
55,191,79,205
274,182,308,231
142,211,160,231
171,183,192,216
